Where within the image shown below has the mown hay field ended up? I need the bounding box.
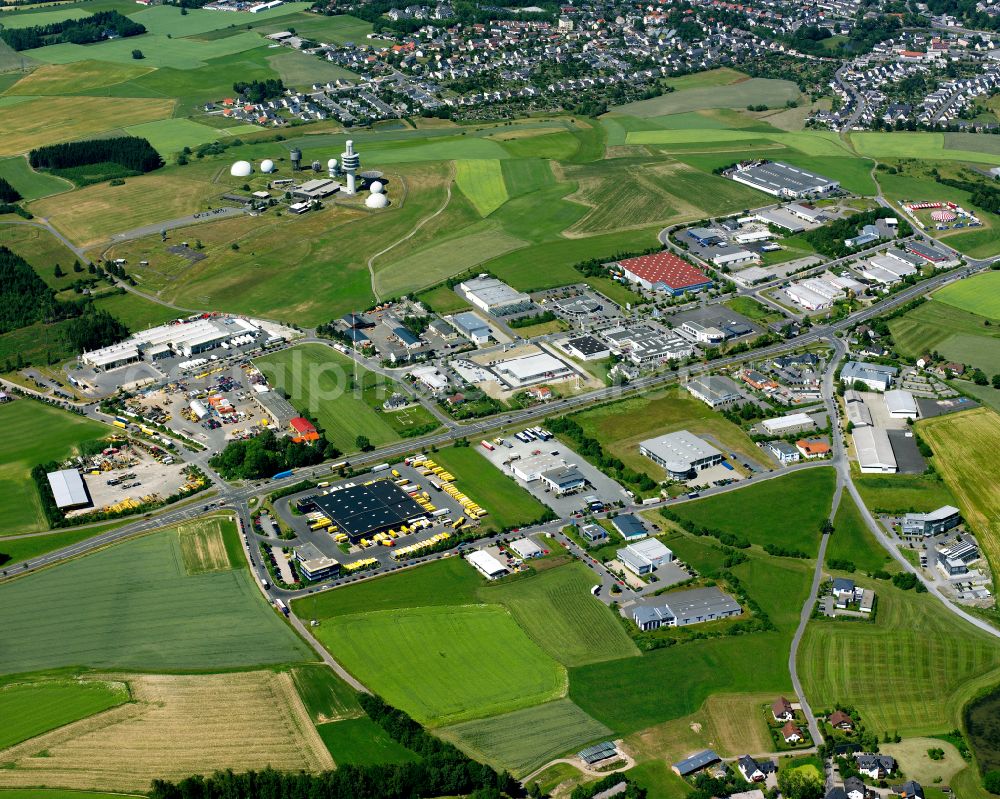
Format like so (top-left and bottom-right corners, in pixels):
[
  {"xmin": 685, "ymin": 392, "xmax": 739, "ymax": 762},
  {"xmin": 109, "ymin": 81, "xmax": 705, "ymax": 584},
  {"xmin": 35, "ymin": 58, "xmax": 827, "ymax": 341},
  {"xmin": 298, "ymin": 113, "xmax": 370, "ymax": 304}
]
[
  {"xmin": 4, "ymin": 61, "xmax": 154, "ymax": 96},
  {"xmin": 0, "ymin": 97, "xmax": 174, "ymax": 156},
  {"xmin": 798, "ymin": 583, "xmax": 1000, "ymax": 736},
  {"xmin": 315, "ymin": 604, "xmax": 566, "ymax": 726},
  {"xmin": 0, "ymin": 671, "xmax": 332, "ymax": 792},
  {"xmin": 438, "ymin": 699, "xmax": 611, "ymax": 776},
  {"xmin": 920, "ymin": 407, "xmax": 1000, "ymax": 582}
]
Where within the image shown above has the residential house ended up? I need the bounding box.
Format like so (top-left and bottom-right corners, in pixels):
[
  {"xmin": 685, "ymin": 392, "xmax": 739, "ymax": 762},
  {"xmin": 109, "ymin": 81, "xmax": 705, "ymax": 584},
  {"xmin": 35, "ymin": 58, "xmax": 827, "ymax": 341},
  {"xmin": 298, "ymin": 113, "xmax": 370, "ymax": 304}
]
[
  {"xmin": 892, "ymin": 782, "xmax": 924, "ymax": 799},
  {"xmin": 829, "ymin": 710, "xmax": 855, "ymax": 731},
  {"xmin": 783, "ymin": 721, "xmax": 804, "ymax": 743},
  {"xmin": 856, "ymin": 754, "xmax": 897, "ymax": 779},
  {"xmin": 738, "ymin": 755, "xmax": 775, "ymax": 783},
  {"xmin": 772, "ymin": 696, "xmax": 794, "ymax": 722}
]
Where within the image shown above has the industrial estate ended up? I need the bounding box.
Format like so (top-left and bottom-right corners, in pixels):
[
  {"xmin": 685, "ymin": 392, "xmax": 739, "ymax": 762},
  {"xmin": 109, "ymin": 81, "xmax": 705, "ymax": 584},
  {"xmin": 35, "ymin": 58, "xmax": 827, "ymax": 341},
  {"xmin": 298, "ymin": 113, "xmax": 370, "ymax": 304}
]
[{"xmin": 0, "ymin": 0, "xmax": 999, "ymax": 797}]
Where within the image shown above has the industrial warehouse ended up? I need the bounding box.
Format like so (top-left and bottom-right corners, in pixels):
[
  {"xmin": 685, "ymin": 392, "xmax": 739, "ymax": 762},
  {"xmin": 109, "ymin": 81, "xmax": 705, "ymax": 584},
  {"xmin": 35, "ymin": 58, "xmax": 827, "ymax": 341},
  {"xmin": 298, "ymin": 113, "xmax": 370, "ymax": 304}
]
[
  {"xmin": 639, "ymin": 430, "xmax": 725, "ymax": 479},
  {"xmin": 728, "ymin": 160, "xmax": 840, "ymax": 199},
  {"xmin": 304, "ymin": 479, "xmax": 428, "ymax": 542},
  {"xmin": 615, "ymin": 252, "xmax": 713, "ymax": 295}
]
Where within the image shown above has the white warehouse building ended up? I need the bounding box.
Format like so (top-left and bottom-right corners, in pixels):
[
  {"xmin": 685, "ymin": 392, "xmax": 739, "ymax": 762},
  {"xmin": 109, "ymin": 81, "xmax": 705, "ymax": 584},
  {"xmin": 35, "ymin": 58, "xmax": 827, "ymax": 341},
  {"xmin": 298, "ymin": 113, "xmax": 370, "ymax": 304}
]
[{"xmin": 639, "ymin": 430, "xmax": 724, "ymax": 479}]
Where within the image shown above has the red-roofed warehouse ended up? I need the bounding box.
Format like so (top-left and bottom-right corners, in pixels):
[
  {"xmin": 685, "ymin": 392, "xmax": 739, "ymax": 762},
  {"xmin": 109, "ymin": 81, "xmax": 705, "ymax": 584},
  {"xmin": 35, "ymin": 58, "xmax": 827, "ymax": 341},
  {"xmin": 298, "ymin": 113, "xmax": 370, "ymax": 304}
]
[
  {"xmin": 289, "ymin": 417, "xmax": 317, "ymax": 435},
  {"xmin": 616, "ymin": 252, "xmax": 713, "ymax": 296}
]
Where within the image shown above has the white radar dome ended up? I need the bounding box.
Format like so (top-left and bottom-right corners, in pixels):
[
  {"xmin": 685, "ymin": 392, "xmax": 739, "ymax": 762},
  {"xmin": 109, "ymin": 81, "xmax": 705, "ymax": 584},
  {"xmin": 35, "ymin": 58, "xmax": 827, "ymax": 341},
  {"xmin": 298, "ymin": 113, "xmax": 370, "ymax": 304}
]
[
  {"xmin": 369, "ymin": 180, "xmax": 384, "ymax": 194},
  {"xmin": 365, "ymin": 192, "xmax": 389, "ymax": 209},
  {"xmin": 260, "ymin": 159, "xmax": 275, "ymax": 173},
  {"xmin": 230, "ymin": 160, "xmax": 253, "ymax": 177},
  {"xmin": 327, "ymin": 158, "xmax": 338, "ymax": 169}
]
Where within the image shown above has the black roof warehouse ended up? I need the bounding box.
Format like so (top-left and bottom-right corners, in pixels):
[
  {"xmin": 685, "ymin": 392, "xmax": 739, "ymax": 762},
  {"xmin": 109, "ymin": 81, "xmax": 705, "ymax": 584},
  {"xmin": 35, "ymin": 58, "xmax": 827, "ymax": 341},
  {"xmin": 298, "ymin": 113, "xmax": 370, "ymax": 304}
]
[{"xmin": 309, "ymin": 479, "xmax": 427, "ymax": 541}]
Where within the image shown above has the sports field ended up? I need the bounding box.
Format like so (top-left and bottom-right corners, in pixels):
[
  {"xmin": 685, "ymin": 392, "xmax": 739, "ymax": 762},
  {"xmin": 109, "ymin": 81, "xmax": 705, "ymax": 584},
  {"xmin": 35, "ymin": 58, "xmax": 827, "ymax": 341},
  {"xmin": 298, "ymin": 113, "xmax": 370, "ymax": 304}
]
[
  {"xmin": 889, "ymin": 299, "xmax": 1000, "ymax": 374},
  {"xmin": 0, "ymin": 96, "xmax": 174, "ymax": 156},
  {"xmin": 0, "ymin": 671, "xmax": 331, "ymax": 792},
  {"xmin": 0, "ymin": 678, "xmax": 129, "ymax": 750},
  {"xmin": 0, "ymin": 401, "xmax": 107, "ymax": 534},
  {"xmin": 439, "ymin": 699, "xmax": 611, "ymax": 776},
  {"xmin": 255, "ymin": 344, "xmax": 401, "ymax": 454},
  {"xmin": 0, "ymin": 520, "xmax": 310, "ymax": 674},
  {"xmin": 920, "ymin": 407, "xmax": 1000, "ymax": 581},
  {"xmin": 430, "ymin": 445, "xmax": 551, "ymax": 530},
  {"xmin": 483, "ymin": 562, "xmax": 640, "ymax": 666},
  {"xmin": 826, "ymin": 496, "xmax": 893, "ymax": 574},
  {"xmin": 933, "ymin": 272, "xmax": 1000, "ymax": 319},
  {"xmin": 798, "ymin": 584, "xmax": 1000, "ymax": 736},
  {"xmin": 670, "ymin": 468, "xmax": 836, "ymax": 555},
  {"xmin": 315, "ymin": 604, "xmax": 566, "ymax": 726},
  {"xmin": 455, "ymin": 158, "xmax": 509, "ymax": 216}
]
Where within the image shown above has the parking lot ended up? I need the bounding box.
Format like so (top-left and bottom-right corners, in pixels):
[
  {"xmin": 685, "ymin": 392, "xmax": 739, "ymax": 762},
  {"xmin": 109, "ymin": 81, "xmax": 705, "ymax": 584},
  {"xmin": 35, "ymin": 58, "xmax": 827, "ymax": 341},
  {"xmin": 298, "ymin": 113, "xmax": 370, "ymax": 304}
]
[
  {"xmin": 73, "ymin": 439, "xmax": 191, "ymax": 516},
  {"xmin": 476, "ymin": 430, "xmax": 631, "ymax": 516}
]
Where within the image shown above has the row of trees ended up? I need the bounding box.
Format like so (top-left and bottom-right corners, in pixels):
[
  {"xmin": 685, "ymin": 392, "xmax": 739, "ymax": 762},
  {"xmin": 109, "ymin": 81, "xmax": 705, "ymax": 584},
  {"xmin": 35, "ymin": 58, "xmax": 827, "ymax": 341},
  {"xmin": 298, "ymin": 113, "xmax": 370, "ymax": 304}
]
[
  {"xmin": 29, "ymin": 136, "xmax": 163, "ymax": 174},
  {"xmin": 935, "ymin": 176, "xmax": 1000, "ymax": 216},
  {"xmin": 547, "ymin": 415, "xmax": 659, "ymax": 494},
  {"xmin": 1, "ymin": 10, "xmax": 145, "ymax": 50},
  {"xmin": 0, "ymin": 176, "xmax": 22, "ymax": 203},
  {"xmin": 233, "ymin": 78, "xmax": 286, "ymax": 104}
]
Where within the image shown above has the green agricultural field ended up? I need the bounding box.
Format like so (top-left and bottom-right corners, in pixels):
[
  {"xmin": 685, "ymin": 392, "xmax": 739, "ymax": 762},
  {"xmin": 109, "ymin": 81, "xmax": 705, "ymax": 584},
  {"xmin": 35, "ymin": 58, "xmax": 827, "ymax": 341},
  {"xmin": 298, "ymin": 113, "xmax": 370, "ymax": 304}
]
[
  {"xmin": 374, "ymin": 226, "xmax": 526, "ymax": 298},
  {"xmin": 612, "ymin": 78, "xmax": 800, "ymax": 117},
  {"xmin": 416, "ymin": 283, "xmax": 471, "ymax": 314},
  {"xmin": 0, "ymin": 156, "xmax": 71, "ymax": 200},
  {"xmin": 455, "ymin": 159, "xmax": 509, "ymax": 217},
  {"xmin": 267, "ymin": 50, "xmax": 358, "ymax": 87},
  {"xmin": 316, "ymin": 717, "xmax": 420, "ymax": 765},
  {"xmin": 28, "ymin": 31, "xmax": 268, "ymax": 70},
  {"xmin": 294, "ymin": 556, "xmax": 482, "ymax": 620},
  {"xmin": 255, "ymin": 344, "xmax": 401, "ymax": 454},
  {"xmin": 439, "ymin": 699, "xmax": 611, "ymax": 776},
  {"xmin": 3, "ymin": 60, "xmax": 153, "ymax": 96},
  {"xmin": 933, "ymin": 272, "xmax": 1000, "ymax": 320},
  {"xmin": 0, "ymin": 524, "xmax": 127, "ymax": 568},
  {"xmin": 671, "ymin": 469, "xmax": 836, "ymax": 556},
  {"xmin": 852, "ymin": 468, "xmax": 957, "ymax": 514},
  {"xmin": 570, "ymin": 632, "xmax": 794, "ymax": 734},
  {"xmin": 290, "ymin": 664, "xmax": 362, "ymax": 722},
  {"xmin": 0, "ymin": 7, "xmax": 93, "ymax": 28},
  {"xmin": 568, "ymin": 388, "xmax": 768, "ymax": 483},
  {"xmin": 0, "ymin": 678, "xmax": 129, "ymax": 750},
  {"xmin": 124, "ymin": 118, "xmax": 258, "ymax": 157},
  {"xmin": 826, "ymin": 497, "xmax": 893, "ymax": 574},
  {"xmin": 257, "ymin": 13, "xmax": 386, "ymax": 45},
  {"xmin": 889, "ymin": 299, "xmax": 1000, "ymax": 375},
  {"xmin": 851, "ymin": 131, "xmax": 1000, "ymax": 165},
  {"xmin": 430, "ymin": 446, "xmax": 552, "ymax": 530},
  {"xmin": 0, "ymin": 792, "xmax": 143, "ymax": 799},
  {"xmin": 943, "ymin": 132, "xmax": 1000, "ymax": 156},
  {"xmin": 314, "ymin": 604, "xmax": 566, "ymax": 726},
  {"xmin": 482, "ymin": 562, "xmax": 639, "ymax": 667},
  {"xmin": 799, "ymin": 583, "xmax": 1000, "ymax": 736},
  {"xmin": 129, "ymin": 2, "xmax": 310, "ymax": 36},
  {"xmin": 501, "ymin": 158, "xmax": 555, "ymax": 197},
  {"xmin": 0, "ymin": 401, "xmax": 108, "ymax": 535},
  {"xmin": 0, "ymin": 519, "xmax": 311, "ymax": 674},
  {"xmin": 921, "ymin": 407, "xmax": 1000, "ymax": 581},
  {"xmin": 91, "ymin": 290, "xmax": 185, "ymax": 331}
]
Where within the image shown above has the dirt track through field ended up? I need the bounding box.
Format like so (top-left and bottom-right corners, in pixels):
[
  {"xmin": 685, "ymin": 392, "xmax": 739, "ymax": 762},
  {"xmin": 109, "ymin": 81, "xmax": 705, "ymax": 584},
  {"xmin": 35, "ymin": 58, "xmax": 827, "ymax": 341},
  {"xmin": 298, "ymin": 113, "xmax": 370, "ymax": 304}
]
[{"xmin": 0, "ymin": 672, "xmax": 332, "ymax": 791}]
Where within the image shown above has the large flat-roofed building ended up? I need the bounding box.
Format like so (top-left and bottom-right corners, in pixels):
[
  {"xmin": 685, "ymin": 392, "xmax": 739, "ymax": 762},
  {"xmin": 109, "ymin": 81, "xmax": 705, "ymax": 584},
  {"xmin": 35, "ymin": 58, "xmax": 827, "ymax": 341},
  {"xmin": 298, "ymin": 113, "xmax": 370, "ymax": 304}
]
[
  {"xmin": 617, "ymin": 538, "xmax": 674, "ymax": 576},
  {"xmin": 494, "ymin": 352, "xmax": 573, "ymax": 388},
  {"xmin": 905, "ymin": 240, "xmax": 951, "ymax": 263},
  {"xmin": 685, "ymin": 376, "xmax": 741, "ymax": 407},
  {"xmin": 563, "ymin": 335, "xmax": 611, "ymax": 361},
  {"xmin": 632, "ymin": 586, "xmax": 741, "ymax": 631},
  {"xmin": 754, "ymin": 208, "xmax": 806, "ymax": 232},
  {"xmin": 294, "ymin": 542, "xmax": 339, "ymax": 581},
  {"xmin": 617, "ymin": 252, "xmax": 713, "ymax": 296},
  {"xmin": 602, "ymin": 325, "xmax": 694, "ymax": 365},
  {"xmin": 46, "ymin": 469, "xmax": 92, "ymax": 511},
  {"xmin": 640, "ymin": 430, "xmax": 723, "ymax": 479},
  {"xmin": 842, "ymin": 361, "xmax": 897, "ymax": 391},
  {"xmin": 611, "ymin": 514, "xmax": 648, "ymax": 541},
  {"xmin": 885, "ymin": 389, "xmax": 918, "ymax": 418},
  {"xmin": 672, "ymin": 750, "xmax": 721, "ymax": 777},
  {"xmin": 761, "ymin": 412, "xmax": 816, "ymax": 435},
  {"xmin": 853, "ymin": 426, "xmax": 897, "ymax": 473},
  {"xmin": 310, "ymin": 479, "xmax": 427, "ymax": 542},
  {"xmin": 450, "ymin": 312, "xmax": 492, "ymax": 345},
  {"xmin": 292, "ymin": 178, "xmax": 340, "ymax": 199},
  {"xmin": 467, "ymin": 549, "xmax": 508, "ymax": 580},
  {"xmin": 541, "ymin": 465, "xmax": 587, "ymax": 494},
  {"xmin": 902, "ymin": 505, "xmax": 961, "ymax": 536},
  {"xmin": 731, "ymin": 161, "xmax": 839, "ymax": 199},
  {"xmin": 458, "ymin": 275, "xmax": 531, "ymax": 314}
]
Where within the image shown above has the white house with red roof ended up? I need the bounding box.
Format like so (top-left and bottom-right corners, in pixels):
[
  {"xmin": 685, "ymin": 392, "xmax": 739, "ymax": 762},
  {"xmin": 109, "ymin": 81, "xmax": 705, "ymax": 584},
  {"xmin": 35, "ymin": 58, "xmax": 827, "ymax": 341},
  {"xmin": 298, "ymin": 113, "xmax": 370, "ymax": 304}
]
[{"xmin": 616, "ymin": 252, "xmax": 713, "ymax": 296}]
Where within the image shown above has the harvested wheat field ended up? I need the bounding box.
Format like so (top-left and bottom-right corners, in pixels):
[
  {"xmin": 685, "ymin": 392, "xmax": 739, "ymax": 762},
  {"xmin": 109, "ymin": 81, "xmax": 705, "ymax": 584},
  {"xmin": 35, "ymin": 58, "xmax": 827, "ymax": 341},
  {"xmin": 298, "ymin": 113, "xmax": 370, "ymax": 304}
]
[
  {"xmin": 0, "ymin": 671, "xmax": 333, "ymax": 791},
  {"xmin": 178, "ymin": 519, "xmax": 233, "ymax": 574}
]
